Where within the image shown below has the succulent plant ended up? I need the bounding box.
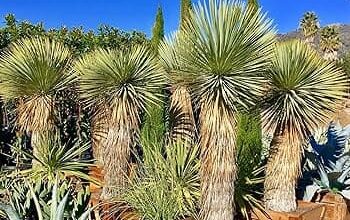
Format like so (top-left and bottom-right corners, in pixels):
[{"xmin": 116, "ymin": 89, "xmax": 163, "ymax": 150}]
[
  {"xmin": 0, "ymin": 178, "xmax": 91, "ymax": 220},
  {"xmin": 301, "ymin": 122, "xmax": 350, "ymax": 201}
]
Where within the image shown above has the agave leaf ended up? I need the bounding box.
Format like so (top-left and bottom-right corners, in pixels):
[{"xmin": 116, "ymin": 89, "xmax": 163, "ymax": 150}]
[
  {"xmin": 337, "ymin": 167, "xmax": 350, "ymax": 184},
  {"xmin": 303, "ymin": 184, "xmax": 321, "ymax": 201},
  {"xmin": 0, "ymin": 204, "xmax": 21, "ymax": 220},
  {"xmin": 340, "ymin": 189, "xmax": 350, "ymax": 200},
  {"xmin": 78, "ymin": 208, "xmax": 91, "ymax": 220},
  {"xmin": 49, "ymin": 177, "xmax": 59, "ymax": 220},
  {"xmin": 317, "ymin": 160, "xmax": 330, "ymax": 188},
  {"xmin": 55, "ymin": 192, "xmax": 69, "ymax": 220},
  {"xmin": 27, "ymin": 181, "xmax": 43, "ymax": 220}
]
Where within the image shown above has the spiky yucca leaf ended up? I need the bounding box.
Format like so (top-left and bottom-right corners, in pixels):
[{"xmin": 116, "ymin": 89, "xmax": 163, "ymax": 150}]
[
  {"xmin": 173, "ymin": 0, "xmax": 276, "ymax": 219},
  {"xmin": 75, "ymin": 45, "xmax": 164, "ymax": 199},
  {"xmin": 16, "ymin": 134, "xmax": 92, "ymax": 183},
  {"xmin": 76, "ymin": 45, "xmax": 163, "ymax": 114},
  {"xmin": 179, "ymin": 0, "xmax": 275, "ymax": 110},
  {"xmin": 0, "ymin": 37, "xmax": 74, "ymax": 133},
  {"xmin": 263, "ymin": 40, "xmax": 348, "ymax": 212}
]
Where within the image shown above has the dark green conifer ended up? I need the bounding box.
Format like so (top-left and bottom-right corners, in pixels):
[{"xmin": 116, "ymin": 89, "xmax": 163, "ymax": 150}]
[{"xmin": 141, "ymin": 6, "xmax": 166, "ymax": 145}]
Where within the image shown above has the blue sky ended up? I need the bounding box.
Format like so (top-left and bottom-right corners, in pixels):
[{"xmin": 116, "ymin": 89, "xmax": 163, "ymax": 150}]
[{"xmin": 0, "ymin": 0, "xmax": 349, "ymax": 37}]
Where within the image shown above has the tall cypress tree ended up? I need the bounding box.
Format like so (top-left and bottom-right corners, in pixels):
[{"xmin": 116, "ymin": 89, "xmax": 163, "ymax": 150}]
[
  {"xmin": 180, "ymin": 0, "xmax": 192, "ymax": 28},
  {"xmin": 151, "ymin": 6, "xmax": 164, "ymax": 50},
  {"xmin": 141, "ymin": 6, "xmax": 165, "ymax": 145}
]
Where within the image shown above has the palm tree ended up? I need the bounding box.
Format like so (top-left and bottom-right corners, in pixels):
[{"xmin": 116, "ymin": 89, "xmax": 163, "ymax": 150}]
[
  {"xmin": 320, "ymin": 25, "xmax": 342, "ymax": 61},
  {"xmin": 299, "ymin": 12, "xmax": 320, "ymax": 45},
  {"xmin": 75, "ymin": 45, "xmax": 163, "ymax": 200},
  {"xmin": 168, "ymin": 0, "xmax": 276, "ymax": 219},
  {"xmin": 262, "ymin": 40, "xmax": 347, "ymax": 212},
  {"xmin": 0, "ymin": 37, "xmax": 75, "ymax": 163}
]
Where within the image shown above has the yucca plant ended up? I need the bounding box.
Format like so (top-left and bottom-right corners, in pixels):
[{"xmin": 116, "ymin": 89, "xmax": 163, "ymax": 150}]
[
  {"xmin": 262, "ymin": 40, "xmax": 348, "ymax": 212},
  {"xmin": 170, "ymin": 0, "xmax": 276, "ymax": 219},
  {"xmin": 0, "ymin": 37, "xmax": 75, "ymax": 163},
  {"xmin": 75, "ymin": 45, "xmax": 164, "ymax": 200},
  {"xmin": 0, "ymin": 133, "xmax": 92, "ymax": 219},
  {"xmin": 159, "ymin": 35, "xmax": 196, "ymax": 144},
  {"xmin": 299, "ymin": 12, "xmax": 320, "ymax": 45},
  {"xmin": 0, "ymin": 178, "xmax": 91, "ymax": 220},
  {"xmin": 320, "ymin": 25, "xmax": 342, "ymax": 61}
]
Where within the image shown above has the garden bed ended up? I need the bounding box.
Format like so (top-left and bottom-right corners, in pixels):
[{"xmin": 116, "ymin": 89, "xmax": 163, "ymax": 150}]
[
  {"xmin": 252, "ymin": 201, "xmax": 324, "ymax": 220},
  {"xmin": 315, "ymin": 193, "xmax": 350, "ymax": 220}
]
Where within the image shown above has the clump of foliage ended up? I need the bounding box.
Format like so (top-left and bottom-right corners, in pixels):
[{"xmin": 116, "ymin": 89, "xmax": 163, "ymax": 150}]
[
  {"xmin": 0, "ymin": 134, "xmax": 92, "ymax": 219},
  {"xmin": 120, "ymin": 141, "xmax": 200, "ymax": 220},
  {"xmin": 235, "ymin": 112, "xmax": 266, "ymax": 219}
]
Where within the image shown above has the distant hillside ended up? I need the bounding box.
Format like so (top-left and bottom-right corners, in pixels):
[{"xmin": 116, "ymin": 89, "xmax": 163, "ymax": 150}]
[{"xmin": 279, "ymin": 24, "xmax": 350, "ymax": 57}]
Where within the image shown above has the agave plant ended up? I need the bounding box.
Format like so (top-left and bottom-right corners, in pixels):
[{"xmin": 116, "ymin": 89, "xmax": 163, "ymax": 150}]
[
  {"xmin": 299, "ymin": 11, "xmax": 320, "ymax": 45},
  {"xmin": 0, "ymin": 37, "xmax": 75, "ymax": 164},
  {"xmin": 309, "ymin": 122, "xmax": 350, "ymax": 166},
  {"xmin": 75, "ymin": 45, "xmax": 164, "ymax": 200},
  {"xmin": 167, "ymin": 0, "xmax": 275, "ymax": 218},
  {"xmin": 302, "ymin": 152, "xmax": 350, "ymax": 202},
  {"xmin": 0, "ymin": 178, "xmax": 91, "ymax": 220},
  {"xmin": 0, "ymin": 133, "xmax": 92, "ymax": 218},
  {"xmin": 301, "ymin": 122, "xmax": 350, "ymax": 201},
  {"xmin": 320, "ymin": 25, "xmax": 342, "ymax": 61},
  {"xmin": 262, "ymin": 40, "xmax": 348, "ymax": 212}
]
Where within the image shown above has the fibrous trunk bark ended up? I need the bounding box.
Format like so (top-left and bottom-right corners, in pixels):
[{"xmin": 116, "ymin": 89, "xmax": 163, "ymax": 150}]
[
  {"xmin": 200, "ymin": 103, "xmax": 237, "ymax": 220},
  {"xmin": 264, "ymin": 130, "xmax": 301, "ymax": 212},
  {"xmin": 91, "ymin": 115, "xmax": 109, "ymax": 165},
  {"xmin": 169, "ymin": 85, "xmax": 196, "ymax": 144},
  {"xmin": 101, "ymin": 125, "xmax": 132, "ymax": 200}
]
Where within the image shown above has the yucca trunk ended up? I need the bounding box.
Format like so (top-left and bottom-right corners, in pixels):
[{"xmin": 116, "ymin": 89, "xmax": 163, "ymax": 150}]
[
  {"xmin": 18, "ymin": 97, "xmax": 54, "ymax": 166},
  {"xmin": 169, "ymin": 85, "xmax": 196, "ymax": 144},
  {"xmin": 200, "ymin": 102, "xmax": 237, "ymax": 220},
  {"xmin": 100, "ymin": 106, "xmax": 138, "ymax": 200},
  {"xmin": 91, "ymin": 115, "xmax": 109, "ymax": 165},
  {"xmin": 264, "ymin": 130, "xmax": 302, "ymax": 212}
]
